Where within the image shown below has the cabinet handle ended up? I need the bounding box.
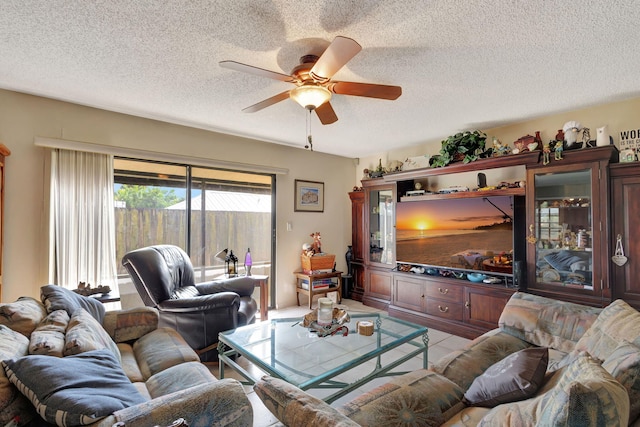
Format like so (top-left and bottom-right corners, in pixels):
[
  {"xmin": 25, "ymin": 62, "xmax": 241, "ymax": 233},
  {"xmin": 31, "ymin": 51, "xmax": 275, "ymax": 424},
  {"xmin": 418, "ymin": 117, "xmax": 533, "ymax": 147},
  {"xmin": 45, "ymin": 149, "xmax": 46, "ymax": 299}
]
[
  {"xmin": 465, "ymin": 301, "xmax": 470, "ymax": 308},
  {"xmin": 438, "ymin": 305, "xmax": 449, "ymax": 313},
  {"xmin": 421, "ymin": 294, "xmax": 424, "ymax": 298},
  {"xmin": 438, "ymin": 287, "xmax": 449, "ymax": 294}
]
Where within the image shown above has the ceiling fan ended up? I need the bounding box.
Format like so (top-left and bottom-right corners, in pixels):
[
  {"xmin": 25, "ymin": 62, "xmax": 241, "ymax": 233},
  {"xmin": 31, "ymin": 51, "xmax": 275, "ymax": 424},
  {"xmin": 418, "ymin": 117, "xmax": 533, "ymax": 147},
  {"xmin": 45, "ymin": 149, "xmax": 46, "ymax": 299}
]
[{"xmin": 220, "ymin": 36, "xmax": 402, "ymax": 125}]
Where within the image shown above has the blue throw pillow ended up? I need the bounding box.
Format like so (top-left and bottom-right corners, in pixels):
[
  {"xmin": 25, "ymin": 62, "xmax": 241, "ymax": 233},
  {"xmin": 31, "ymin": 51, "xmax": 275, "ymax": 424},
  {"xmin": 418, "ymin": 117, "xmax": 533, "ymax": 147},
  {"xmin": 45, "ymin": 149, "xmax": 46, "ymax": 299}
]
[
  {"xmin": 40, "ymin": 284, "xmax": 105, "ymax": 323},
  {"xmin": 2, "ymin": 349, "xmax": 145, "ymax": 426},
  {"xmin": 543, "ymin": 250, "xmax": 589, "ymax": 272}
]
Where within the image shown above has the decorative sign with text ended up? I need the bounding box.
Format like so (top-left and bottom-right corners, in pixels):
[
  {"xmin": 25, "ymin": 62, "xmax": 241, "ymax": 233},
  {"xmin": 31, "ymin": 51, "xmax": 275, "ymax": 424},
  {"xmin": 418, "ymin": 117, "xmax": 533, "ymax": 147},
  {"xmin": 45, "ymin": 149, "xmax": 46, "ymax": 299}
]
[
  {"xmin": 619, "ymin": 128, "xmax": 640, "ymax": 162},
  {"xmin": 620, "ymin": 128, "xmax": 640, "ymax": 151}
]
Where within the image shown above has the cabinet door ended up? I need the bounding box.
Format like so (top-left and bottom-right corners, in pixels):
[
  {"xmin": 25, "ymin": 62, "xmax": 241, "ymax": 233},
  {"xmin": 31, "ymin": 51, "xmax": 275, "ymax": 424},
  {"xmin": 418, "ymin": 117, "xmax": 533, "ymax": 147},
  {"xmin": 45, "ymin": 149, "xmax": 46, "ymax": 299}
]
[
  {"xmin": 366, "ymin": 268, "xmax": 392, "ymax": 300},
  {"xmin": 611, "ymin": 169, "xmax": 640, "ymax": 308},
  {"xmin": 526, "ymin": 161, "xmax": 607, "ymax": 305},
  {"xmin": 349, "ymin": 191, "xmax": 365, "ymax": 262},
  {"xmin": 464, "ymin": 287, "xmax": 511, "ymax": 329},
  {"xmin": 393, "ymin": 275, "xmax": 425, "ymax": 312},
  {"xmin": 365, "ymin": 184, "xmax": 395, "ymax": 267}
]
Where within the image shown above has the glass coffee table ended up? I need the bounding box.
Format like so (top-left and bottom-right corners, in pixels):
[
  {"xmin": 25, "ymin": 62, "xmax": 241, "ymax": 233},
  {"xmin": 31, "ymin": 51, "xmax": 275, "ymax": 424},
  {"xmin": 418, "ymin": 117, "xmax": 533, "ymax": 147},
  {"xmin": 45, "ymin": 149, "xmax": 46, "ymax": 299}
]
[{"xmin": 218, "ymin": 312, "xmax": 429, "ymax": 403}]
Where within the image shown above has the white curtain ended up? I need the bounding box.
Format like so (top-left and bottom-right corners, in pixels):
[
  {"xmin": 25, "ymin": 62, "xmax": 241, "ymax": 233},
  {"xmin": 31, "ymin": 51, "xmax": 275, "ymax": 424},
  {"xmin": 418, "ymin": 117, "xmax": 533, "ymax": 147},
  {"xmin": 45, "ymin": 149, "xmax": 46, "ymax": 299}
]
[{"xmin": 50, "ymin": 149, "xmax": 116, "ymax": 289}]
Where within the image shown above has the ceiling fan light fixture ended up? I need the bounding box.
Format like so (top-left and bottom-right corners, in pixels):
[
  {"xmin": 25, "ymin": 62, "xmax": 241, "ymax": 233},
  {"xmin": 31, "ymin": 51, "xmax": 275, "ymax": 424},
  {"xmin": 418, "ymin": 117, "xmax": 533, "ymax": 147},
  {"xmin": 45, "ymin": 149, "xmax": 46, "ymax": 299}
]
[{"xmin": 290, "ymin": 83, "xmax": 331, "ymax": 110}]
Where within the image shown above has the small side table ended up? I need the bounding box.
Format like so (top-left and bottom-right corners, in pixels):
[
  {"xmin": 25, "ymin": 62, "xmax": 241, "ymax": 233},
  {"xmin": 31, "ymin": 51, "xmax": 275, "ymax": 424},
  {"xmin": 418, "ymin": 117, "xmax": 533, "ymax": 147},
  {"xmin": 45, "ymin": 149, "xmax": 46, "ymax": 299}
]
[
  {"xmin": 215, "ymin": 274, "xmax": 269, "ymax": 320},
  {"xmin": 250, "ymin": 274, "xmax": 269, "ymax": 321},
  {"xmin": 294, "ymin": 270, "xmax": 342, "ymax": 309}
]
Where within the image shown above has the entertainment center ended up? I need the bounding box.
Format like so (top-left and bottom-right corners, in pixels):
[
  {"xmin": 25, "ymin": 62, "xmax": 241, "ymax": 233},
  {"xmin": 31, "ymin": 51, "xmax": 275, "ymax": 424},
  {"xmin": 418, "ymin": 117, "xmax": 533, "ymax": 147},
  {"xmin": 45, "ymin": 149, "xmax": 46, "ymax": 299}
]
[{"xmin": 350, "ymin": 145, "xmax": 623, "ymax": 339}]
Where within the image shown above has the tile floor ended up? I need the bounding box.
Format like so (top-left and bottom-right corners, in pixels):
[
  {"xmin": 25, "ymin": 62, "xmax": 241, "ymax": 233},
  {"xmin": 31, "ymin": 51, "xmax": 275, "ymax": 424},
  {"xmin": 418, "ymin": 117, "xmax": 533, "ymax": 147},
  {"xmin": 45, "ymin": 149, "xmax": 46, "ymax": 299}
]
[{"xmin": 207, "ymin": 299, "xmax": 471, "ymax": 427}]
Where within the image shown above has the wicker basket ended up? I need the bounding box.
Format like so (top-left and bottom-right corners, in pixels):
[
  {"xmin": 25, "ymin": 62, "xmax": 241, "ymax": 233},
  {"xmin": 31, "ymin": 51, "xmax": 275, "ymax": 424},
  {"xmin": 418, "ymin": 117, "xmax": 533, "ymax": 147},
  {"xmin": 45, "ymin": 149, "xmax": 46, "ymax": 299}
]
[{"xmin": 301, "ymin": 254, "xmax": 335, "ymax": 273}]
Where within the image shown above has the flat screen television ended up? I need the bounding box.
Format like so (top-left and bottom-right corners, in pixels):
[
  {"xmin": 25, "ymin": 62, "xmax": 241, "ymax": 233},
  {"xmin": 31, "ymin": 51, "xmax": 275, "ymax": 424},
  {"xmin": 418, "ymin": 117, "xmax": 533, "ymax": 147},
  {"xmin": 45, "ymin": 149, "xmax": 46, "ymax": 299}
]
[{"xmin": 396, "ymin": 195, "xmax": 525, "ymax": 276}]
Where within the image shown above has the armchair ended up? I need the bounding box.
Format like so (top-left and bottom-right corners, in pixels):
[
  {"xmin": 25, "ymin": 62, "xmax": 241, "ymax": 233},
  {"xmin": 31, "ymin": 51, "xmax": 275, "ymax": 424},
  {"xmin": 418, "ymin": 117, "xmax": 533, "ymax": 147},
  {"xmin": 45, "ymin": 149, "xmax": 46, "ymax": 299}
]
[{"xmin": 121, "ymin": 244, "xmax": 258, "ymax": 362}]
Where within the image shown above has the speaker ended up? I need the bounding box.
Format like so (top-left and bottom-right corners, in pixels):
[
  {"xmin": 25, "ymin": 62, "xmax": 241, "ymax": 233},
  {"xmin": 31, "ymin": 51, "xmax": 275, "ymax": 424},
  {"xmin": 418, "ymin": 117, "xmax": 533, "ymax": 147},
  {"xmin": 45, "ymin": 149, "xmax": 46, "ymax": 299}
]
[
  {"xmin": 477, "ymin": 172, "xmax": 487, "ymax": 188},
  {"xmin": 512, "ymin": 260, "xmax": 525, "ymax": 289}
]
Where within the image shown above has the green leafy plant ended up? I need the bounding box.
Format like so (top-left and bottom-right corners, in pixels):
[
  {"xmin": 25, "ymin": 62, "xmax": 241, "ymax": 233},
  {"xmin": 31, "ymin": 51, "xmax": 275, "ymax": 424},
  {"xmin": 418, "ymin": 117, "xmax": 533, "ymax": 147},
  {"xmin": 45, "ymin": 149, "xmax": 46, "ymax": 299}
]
[{"xmin": 430, "ymin": 130, "xmax": 489, "ymax": 167}]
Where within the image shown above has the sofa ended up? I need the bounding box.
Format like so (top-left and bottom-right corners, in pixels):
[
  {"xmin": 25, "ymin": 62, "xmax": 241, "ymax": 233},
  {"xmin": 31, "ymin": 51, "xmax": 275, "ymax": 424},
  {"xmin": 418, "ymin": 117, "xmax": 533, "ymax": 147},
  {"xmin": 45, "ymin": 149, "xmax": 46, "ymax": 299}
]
[
  {"xmin": 255, "ymin": 292, "xmax": 640, "ymax": 426},
  {"xmin": 0, "ymin": 285, "xmax": 253, "ymax": 427}
]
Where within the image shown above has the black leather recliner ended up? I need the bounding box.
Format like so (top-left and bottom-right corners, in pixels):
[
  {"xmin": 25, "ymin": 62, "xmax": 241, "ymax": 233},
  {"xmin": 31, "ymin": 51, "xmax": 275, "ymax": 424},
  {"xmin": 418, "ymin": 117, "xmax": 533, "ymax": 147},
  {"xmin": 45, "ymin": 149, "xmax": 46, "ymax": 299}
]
[{"xmin": 121, "ymin": 244, "xmax": 258, "ymax": 362}]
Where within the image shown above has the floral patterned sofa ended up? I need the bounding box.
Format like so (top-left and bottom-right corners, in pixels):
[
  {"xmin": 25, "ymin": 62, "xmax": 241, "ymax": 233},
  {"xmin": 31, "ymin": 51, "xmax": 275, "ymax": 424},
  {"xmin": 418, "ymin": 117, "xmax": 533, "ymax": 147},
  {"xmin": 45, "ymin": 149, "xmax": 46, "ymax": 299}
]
[
  {"xmin": 0, "ymin": 285, "xmax": 252, "ymax": 427},
  {"xmin": 255, "ymin": 292, "xmax": 640, "ymax": 426}
]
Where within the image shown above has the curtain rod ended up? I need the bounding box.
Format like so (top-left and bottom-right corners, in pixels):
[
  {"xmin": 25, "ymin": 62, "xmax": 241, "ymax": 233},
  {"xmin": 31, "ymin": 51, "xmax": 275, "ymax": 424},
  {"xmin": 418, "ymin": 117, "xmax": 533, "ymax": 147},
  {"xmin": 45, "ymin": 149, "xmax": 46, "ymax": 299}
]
[{"xmin": 34, "ymin": 136, "xmax": 289, "ymax": 175}]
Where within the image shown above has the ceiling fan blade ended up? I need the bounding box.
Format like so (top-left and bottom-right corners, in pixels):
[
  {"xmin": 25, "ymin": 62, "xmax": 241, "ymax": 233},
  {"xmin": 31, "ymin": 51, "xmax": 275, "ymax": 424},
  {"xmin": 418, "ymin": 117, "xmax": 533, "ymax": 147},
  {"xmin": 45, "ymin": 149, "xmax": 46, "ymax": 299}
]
[
  {"xmin": 315, "ymin": 102, "xmax": 338, "ymax": 125},
  {"xmin": 310, "ymin": 36, "xmax": 362, "ymax": 81},
  {"xmin": 220, "ymin": 60, "xmax": 295, "ymax": 83},
  {"xmin": 242, "ymin": 91, "xmax": 291, "ymax": 113},
  {"xmin": 330, "ymin": 81, "xmax": 402, "ymax": 100}
]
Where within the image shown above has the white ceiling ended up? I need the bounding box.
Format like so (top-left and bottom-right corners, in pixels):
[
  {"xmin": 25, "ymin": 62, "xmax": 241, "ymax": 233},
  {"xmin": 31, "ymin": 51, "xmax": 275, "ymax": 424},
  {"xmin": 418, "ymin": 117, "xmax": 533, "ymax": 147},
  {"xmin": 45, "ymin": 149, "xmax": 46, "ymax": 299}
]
[{"xmin": 1, "ymin": 1, "xmax": 639, "ymax": 158}]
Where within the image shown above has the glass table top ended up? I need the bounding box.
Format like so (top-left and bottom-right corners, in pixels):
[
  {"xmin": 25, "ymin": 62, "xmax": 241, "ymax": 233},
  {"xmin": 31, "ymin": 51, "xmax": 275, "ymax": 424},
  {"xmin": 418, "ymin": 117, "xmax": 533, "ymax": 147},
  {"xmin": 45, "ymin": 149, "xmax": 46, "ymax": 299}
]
[{"xmin": 218, "ymin": 312, "xmax": 428, "ymax": 388}]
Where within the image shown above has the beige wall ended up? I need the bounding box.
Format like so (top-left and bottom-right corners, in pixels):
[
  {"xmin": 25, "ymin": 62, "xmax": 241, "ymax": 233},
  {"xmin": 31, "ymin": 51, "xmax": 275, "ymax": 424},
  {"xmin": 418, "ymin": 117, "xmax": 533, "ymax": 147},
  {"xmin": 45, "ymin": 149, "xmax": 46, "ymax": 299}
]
[
  {"xmin": 357, "ymin": 96, "xmax": 640, "ymax": 189},
  {"xmin": 0, "ymin": 89, "xmax": 355, "ymax": 307}
]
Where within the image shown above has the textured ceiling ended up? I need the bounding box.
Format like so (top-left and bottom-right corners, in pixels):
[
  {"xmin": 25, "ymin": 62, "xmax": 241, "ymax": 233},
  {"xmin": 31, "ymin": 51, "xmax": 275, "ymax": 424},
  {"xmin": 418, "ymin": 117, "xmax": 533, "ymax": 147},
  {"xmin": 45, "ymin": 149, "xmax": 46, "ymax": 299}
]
[{"xmin": 1, "ymin": 1, "xmax": 639, "ymax": 158}]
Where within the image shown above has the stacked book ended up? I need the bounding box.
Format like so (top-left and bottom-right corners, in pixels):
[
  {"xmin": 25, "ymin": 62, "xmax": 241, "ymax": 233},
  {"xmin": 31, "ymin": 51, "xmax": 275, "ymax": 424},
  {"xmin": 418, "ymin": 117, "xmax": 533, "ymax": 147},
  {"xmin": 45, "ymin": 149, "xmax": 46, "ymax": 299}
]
[{"xmin": 300, "ymin": 278, "xmax": 335, "ymax": 290}]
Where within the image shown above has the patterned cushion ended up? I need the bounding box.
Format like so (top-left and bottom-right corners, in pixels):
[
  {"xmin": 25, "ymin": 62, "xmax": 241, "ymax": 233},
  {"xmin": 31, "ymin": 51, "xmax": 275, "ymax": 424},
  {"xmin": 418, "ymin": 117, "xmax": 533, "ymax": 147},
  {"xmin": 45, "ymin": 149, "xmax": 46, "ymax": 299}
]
[
  {"xmin": 254, "ymin": 376, "xmax": 359, "ymax": 427},
  {"xmin": 0, "ymin": 297, "xmax": 47, "ymax": 337},
  {"xmin": 499, "ymin": 292, "xmax": 601, "ymax": 352},
  {"xmin": 101, "ymin": 307, "xmax": 158, "ymax": 343},
  {"xmin": 133, "ymin": 327, "xmax": 199, "ymax": 380},
  {"xmin": 0, "ymin": 325, "xmax": 35, "ymax": 426},
  {"xmin": 145, "ymin": 362, "xmax": 216, "ymax": 398},
  {"xmin": 29, "ymin": 310, "xmax": 70, "ymax": 356},
  {"xmin": 338, "ymin": 369, "xmax": 465, "ymax": 426},
  {"xmin": 40, "ymin": 284, "xmax": 105, "ymax": 323},
  {"xmin": 64, "ymin": 309, "xmax": 120, "ymax": 361},
  {"xmin": 479, "ymin": 353, "xmax": 629, "ymax": 426},
  {"xmin": 602, "ymin": 341, "xmax": 640, "ymax": 422},
  {"xmin": 2, "ymin": 349, "xmax": 146, "ymax": 427},
  {"xmin": 463, "ymin": 347, "xmax": 549, "ymax": 407},
  {"xmin": 575, "ymin": 299, "xmax": 640, "ymax": 360},
  {"xmin": 432, "ymin": 331, "xmax": 531, "ymax": 391}
]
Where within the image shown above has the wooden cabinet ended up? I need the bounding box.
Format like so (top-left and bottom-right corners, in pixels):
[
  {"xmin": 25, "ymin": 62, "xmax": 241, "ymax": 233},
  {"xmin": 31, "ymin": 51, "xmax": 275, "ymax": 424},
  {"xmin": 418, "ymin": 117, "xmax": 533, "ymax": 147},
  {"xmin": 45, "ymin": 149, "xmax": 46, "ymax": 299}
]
[
  {"xmin": 464, "ymin": 286, "xmax": 512, "ymax": 329},
  {"xmin": 525, "ymin": 146, "xmax": 616, "ymax": 307},
  {"xmin": 348, "ymin": 191, "xmax": 366, "ymax": 301},
  {"xmin": 0, "ymin": 144, "xmax": 8, "ymax": 302},
  {"xmin": 390, "ymin": 273, "xmax": 514, "ymax": 339},
  {"xmin": 610, "ymin": 163, "xmax": 640, "ymax": 309},
  {"xmin": 363, "ymin": 267, "xmax": 392, "ymax": 310}
]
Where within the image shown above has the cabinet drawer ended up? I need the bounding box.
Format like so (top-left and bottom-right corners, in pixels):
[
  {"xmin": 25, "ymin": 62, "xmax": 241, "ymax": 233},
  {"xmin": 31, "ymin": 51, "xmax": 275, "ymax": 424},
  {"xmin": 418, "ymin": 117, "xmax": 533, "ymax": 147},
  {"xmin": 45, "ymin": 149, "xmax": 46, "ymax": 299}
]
[
  {"xmin": 425, "ymin": 283, "xmax": 463, "ymax": 303},
  {"xmin": 426, "ymin": 299, "xmax": 463, "ymax": 321}
]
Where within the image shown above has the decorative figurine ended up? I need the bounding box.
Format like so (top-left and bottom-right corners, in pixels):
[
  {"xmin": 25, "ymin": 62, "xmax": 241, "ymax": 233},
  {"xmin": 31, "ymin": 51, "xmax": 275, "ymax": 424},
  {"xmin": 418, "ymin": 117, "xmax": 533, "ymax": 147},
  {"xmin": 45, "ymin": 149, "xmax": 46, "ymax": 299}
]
[
  {"xmin": 543, "ymin": 142, "xmax": 551, "ymax": 165},
  {"xmin": 582, "ymin": 127, "xmax": 591, "ymax": 148},
  {"xmin": 554, "ymin": 142, "xmax": 563, "ymax": 160},
  {"xmin": 562, "ymin": 120, "xmax": 583, "ymax": 148},
  {"xmin": 596, "ymin": 125, "xmax": 611, "ymax": 147}
]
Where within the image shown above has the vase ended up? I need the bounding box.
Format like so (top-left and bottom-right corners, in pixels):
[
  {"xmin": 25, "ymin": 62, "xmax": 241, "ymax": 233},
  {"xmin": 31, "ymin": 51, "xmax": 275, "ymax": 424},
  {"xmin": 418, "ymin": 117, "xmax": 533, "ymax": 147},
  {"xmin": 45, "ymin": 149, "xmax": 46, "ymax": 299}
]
[{"xmin": 345, "ymin": 246, "xmax": 353, "ymax": 275}]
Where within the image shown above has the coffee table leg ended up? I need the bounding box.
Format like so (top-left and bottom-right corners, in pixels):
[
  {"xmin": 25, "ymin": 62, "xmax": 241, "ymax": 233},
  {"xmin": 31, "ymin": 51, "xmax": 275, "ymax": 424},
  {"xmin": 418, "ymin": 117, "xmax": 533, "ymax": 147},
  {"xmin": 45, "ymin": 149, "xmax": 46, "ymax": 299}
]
[{"xmin": 422, "ymin": 333, "xmax": 429, "ymax": 369}]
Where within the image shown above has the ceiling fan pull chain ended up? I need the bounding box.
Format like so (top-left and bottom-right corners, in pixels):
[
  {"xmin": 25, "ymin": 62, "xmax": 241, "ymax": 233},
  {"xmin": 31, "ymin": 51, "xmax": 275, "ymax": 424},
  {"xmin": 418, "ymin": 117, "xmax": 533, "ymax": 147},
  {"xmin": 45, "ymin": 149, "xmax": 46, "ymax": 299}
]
[{"xmin": 305, "ymin": 109, "xmax": 314, "ymax": 151}]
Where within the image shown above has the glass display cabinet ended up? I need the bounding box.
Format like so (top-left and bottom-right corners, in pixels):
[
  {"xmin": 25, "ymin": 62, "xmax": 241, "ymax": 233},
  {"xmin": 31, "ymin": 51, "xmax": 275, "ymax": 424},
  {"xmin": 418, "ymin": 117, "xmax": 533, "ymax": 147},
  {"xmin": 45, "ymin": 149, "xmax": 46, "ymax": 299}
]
[
  {"xmin": 525, "ymin": 146, "xmax": 615, "ymax": 306},
  {"xmin": 367, "ymin": 186, "xmax": 395, "ymax": 266}
]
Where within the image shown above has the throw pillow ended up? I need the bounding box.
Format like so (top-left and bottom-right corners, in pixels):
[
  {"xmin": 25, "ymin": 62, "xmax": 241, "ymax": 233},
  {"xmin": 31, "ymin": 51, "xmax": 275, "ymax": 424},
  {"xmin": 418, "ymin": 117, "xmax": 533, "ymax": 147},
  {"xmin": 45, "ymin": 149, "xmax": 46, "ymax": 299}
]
[
  {"xmin": 0, "ymin": 325, "xmax": 35, "ymax": 426},
  {"xmin": 543, "ymin": 250, "xmax": 589, "ymax": 272},
  {"xmin": 2, "ymin": 349, "xmax": 145, "ymax": 427},
  {"xmin": 64, "ymin": 309, "xmax": 120, "ymax": 361},
  {"xmin": 0, "ymin": 297, "xmax": 47, "ymax": 337},
  {"xmin": 29, "ymin": 310, "xmax": 70, "ymax": 357},
  {"xmin": 575, "ymin": 299, "xmax": 640, "ymax": 360},
  {"xmin": 602, "ymin": 340, "xmax": 640, "ymax": 422},
  {"xmin": 479, "ymin": 353, "xmax": 629, "ymax": 426},
  {"xmin": 463, "ymin": 347, "xmax": 549, "ymax": 407},
  {"xmin": 40, "ymin": 284, "xmax": 105, "ymax": 323},
  {"xmin": 255, "ymin": 376, "xmax": 360, "ymax": 427}
]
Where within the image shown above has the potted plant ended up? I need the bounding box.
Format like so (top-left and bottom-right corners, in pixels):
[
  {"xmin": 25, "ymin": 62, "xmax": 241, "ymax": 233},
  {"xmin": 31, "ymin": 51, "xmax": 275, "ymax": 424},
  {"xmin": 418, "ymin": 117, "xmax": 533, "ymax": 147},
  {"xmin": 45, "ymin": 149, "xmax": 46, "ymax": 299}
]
[{"xmin": 430, "ymin": 130, "xmax": 489, "ymax": 167}]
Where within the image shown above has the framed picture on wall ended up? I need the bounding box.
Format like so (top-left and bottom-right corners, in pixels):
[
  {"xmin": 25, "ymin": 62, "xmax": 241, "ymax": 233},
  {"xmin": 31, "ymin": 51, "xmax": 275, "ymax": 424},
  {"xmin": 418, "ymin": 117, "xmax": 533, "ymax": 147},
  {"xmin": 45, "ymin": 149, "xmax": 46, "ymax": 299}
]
[{"xmin": 294, "ymin": 179, "xmax": 324, "ymax": 212}]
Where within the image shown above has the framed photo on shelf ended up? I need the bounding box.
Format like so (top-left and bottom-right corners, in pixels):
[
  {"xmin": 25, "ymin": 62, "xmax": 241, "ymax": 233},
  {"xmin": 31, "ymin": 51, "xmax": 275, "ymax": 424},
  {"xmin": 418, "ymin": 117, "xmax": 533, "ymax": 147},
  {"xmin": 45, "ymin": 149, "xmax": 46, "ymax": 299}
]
[{"xmin": 294, "ymin": 179, "xmax": 324, "ymax": 212}]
